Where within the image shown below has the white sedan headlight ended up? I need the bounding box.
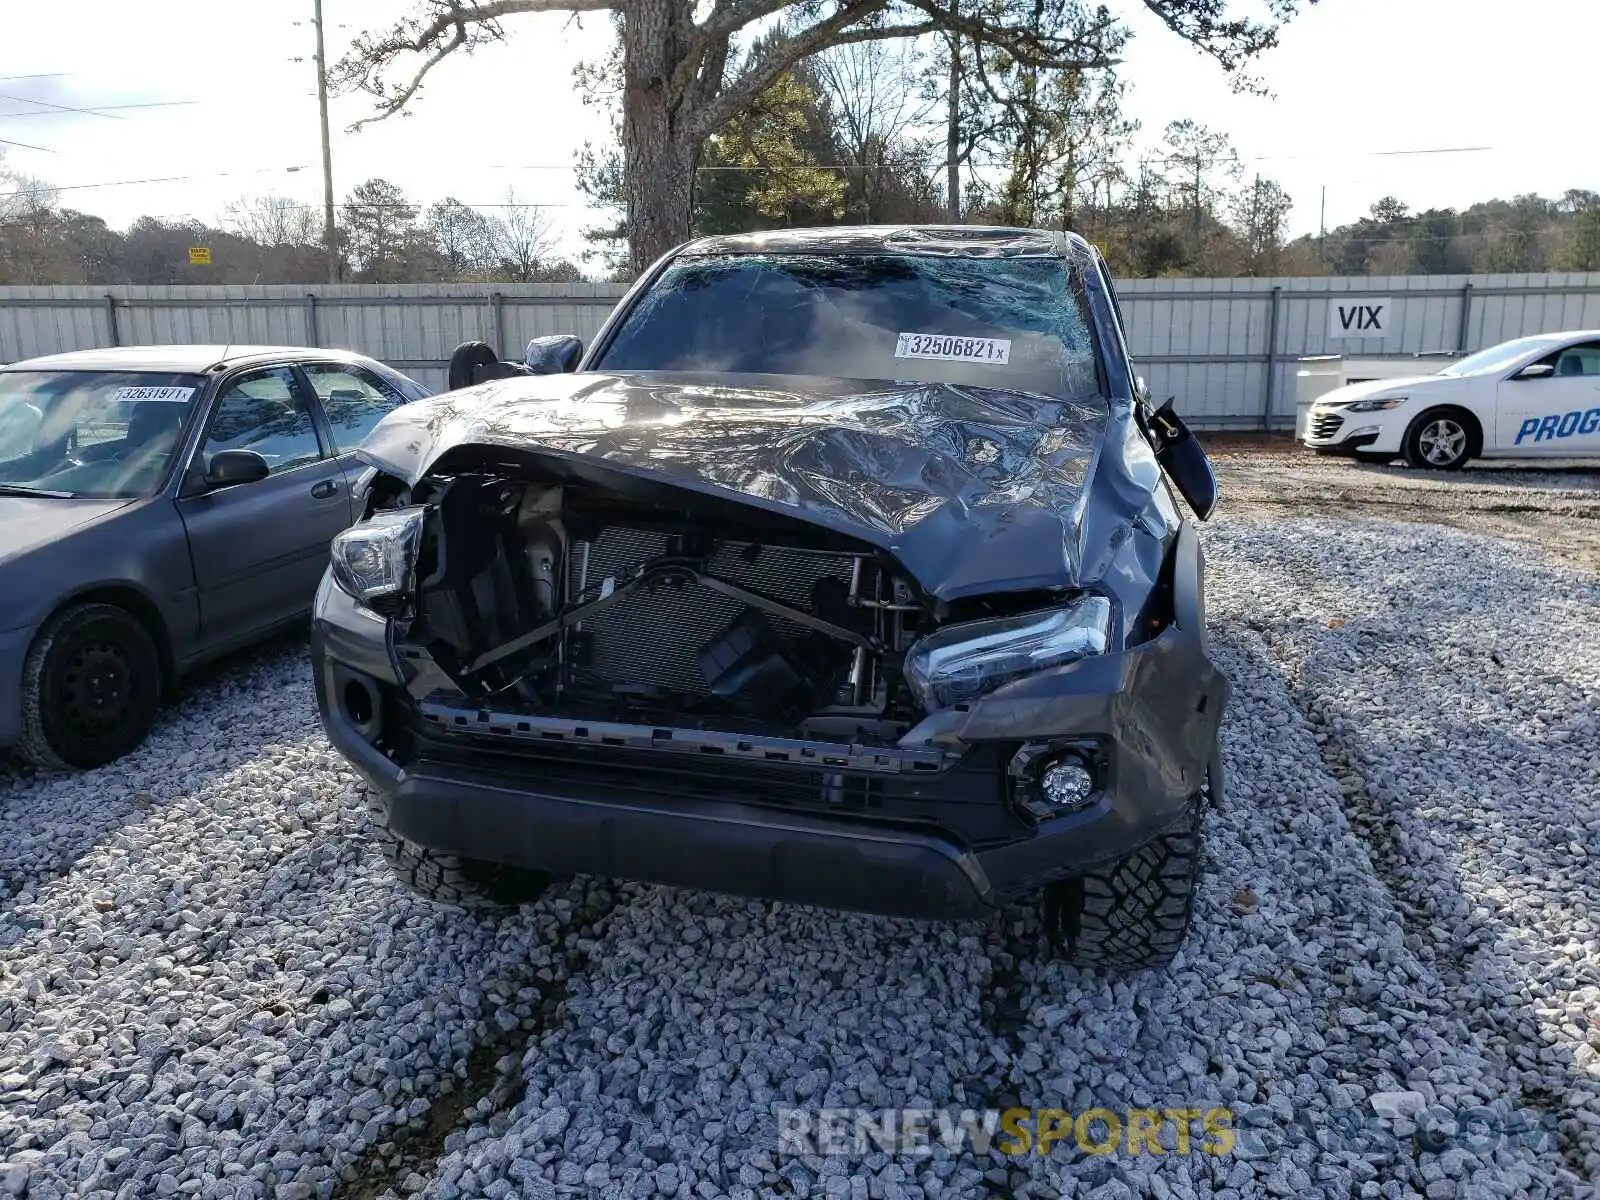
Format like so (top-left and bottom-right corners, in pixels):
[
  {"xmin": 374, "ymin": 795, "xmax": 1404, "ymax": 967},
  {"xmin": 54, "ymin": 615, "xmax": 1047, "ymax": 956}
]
[
  {"xmin": 903, "ymin": 595, "xmax": 1113, "ymax": 710},
  {"xmin": 330, "ymin": 507, "xmax": 426, "ymax": 603},
  {"xmin": 1344, "ymin": 396, "xmax": 1405, "ymax": 412}
]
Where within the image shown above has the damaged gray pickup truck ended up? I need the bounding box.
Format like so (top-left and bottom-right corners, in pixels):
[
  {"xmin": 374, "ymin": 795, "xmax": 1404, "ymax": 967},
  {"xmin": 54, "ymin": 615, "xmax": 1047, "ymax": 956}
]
[{"xmin": 312, "ymin": 226, "xmax": 1230, "ymax": 969}]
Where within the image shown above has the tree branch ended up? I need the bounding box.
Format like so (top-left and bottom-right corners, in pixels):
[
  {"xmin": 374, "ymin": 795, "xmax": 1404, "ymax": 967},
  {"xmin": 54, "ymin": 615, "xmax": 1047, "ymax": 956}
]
[
  {"xmin": 690, "ymin": 5, "xmax": 969, "ymax": 140},
  {"xmin": 335, "ymin": 0, "xmax": 617, "ymax": 127},
  {"xmin": 694, "ymin": 0, "xmax": 798, "ymax": 44},
  {"xmin": 1137, "ymin": 0, "xmax": 1287, "ymax": 71}
]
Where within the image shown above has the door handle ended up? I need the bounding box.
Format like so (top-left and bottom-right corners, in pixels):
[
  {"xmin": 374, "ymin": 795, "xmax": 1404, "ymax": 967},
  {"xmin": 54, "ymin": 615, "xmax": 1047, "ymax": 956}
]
[{"xmin": 310, "ymin": 479, "xmax": 339, "ymax": 499}]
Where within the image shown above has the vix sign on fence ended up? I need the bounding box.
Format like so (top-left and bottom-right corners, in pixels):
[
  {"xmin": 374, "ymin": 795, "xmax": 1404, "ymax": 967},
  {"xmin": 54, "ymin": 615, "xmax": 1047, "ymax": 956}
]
[{"xmin": 1327, "ymin": 296, "xmax": 1395, "ymax": 339}]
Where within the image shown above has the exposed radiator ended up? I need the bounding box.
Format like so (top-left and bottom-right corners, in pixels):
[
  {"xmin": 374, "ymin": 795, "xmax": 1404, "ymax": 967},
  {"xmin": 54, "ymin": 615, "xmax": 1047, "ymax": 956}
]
[{"xmin": 567, "ymin": 528, "xmax": 858, "ymax": 698}]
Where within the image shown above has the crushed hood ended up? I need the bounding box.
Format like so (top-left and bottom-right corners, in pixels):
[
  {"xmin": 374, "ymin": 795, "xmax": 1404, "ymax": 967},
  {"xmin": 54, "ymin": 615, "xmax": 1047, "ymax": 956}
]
[{"xmin": 359, "ymin": 371, "xmax": 1134, "ymax": 599}]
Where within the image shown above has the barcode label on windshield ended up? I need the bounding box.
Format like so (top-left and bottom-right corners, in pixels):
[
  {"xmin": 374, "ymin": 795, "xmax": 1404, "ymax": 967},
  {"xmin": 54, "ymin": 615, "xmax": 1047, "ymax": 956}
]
[
  {"xmin": 895, "ymin": 333, "xmax": 1011, "ymax": 364},
  {"xmin": 108, "ymin": 386, "xmax": 196, "ymax": 402}
]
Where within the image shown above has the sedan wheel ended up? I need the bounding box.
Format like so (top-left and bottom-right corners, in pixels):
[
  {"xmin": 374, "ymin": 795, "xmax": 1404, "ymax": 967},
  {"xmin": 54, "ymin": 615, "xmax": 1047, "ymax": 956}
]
[
  {"xmin": 18, "ymin": 603, "xmax": 162, "ymax": 771},
  {"xmin": 1404, "ymin": 410, "xmax": 1475, "ymax": 471}
]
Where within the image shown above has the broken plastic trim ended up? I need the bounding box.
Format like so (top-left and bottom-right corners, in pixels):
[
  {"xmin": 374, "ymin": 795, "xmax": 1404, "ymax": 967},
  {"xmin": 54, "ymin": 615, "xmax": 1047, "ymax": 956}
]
[{"xmin": 417, "ymin": 702, "xmax": 960, "ymax": 774}]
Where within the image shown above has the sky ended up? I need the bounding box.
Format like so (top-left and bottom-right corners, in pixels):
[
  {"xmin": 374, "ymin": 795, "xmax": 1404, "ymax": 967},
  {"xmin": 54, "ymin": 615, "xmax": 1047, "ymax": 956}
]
[{"xmin": 0, "ymin": 0, "xmax": 1592, "ymax": 271}]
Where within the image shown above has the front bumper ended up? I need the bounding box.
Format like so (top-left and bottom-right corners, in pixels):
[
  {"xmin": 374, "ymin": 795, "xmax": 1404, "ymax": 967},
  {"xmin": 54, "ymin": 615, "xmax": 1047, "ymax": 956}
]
[
  {"xmin": 311, "ymin": 550, "xmax": 1230, "ymax": 920},
  {"xmin": 1301, "ymin": 407, "xmax": 1406, "ymax": 455}
]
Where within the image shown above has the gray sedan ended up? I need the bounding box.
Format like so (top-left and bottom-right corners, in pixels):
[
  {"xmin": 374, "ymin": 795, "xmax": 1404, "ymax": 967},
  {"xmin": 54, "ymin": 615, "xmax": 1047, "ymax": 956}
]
[{"xmin": 0, "ymin": 345, "xmax": 430, "ymax": 770}]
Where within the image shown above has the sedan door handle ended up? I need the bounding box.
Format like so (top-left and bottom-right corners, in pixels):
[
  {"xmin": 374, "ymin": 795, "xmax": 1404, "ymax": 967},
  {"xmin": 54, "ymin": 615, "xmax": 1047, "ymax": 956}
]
[{"xmin": 310, "ymin": 479, "xmax": 339, "ymax": 499}]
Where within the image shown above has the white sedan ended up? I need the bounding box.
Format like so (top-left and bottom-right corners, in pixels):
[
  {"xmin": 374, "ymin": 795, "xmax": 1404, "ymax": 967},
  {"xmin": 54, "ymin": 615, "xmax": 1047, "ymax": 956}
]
[{"xmin": 1302, "ymin": 329, "xmax": 1600, "ymax": 469}]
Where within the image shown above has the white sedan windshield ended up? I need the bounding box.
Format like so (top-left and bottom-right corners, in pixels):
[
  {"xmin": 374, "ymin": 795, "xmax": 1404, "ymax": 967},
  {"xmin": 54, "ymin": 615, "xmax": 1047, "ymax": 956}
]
[{"xmin": 1438, "ymin": 336, "xmax": 1564, "ymax": 378}]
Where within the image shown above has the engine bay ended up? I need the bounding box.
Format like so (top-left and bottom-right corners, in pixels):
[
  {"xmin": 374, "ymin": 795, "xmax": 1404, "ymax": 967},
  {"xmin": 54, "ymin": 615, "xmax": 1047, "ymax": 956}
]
[{"xmin": 394, "ymin": 472, "xmax": 940, "ymax": 742}]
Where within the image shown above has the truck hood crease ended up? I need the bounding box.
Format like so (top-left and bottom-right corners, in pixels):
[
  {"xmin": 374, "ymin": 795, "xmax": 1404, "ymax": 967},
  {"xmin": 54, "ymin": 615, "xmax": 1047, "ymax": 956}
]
[{"xmin": 359, "ymin": 371, "xmax": 1124, "ymax": 599}]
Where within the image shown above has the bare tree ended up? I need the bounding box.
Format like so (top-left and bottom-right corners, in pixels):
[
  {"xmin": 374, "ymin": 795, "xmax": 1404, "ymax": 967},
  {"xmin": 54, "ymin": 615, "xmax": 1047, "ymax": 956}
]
[
  {"xmin": 0, "ymin": 153, "xmax": 67, "ymax": 285},
  {"xmin": 222, "ymin": 195, "xmax": 322, "ymax": 247},
  {"xmin": 812, "ymin": 39, "xmax": 935, "ymax": 222},
  {"xmin": 334, "ymin": 0, "xmax": 1299, "ymax": 274},
  {"xmin": 427, "ymin": 197, "xmax": 499, "ymax": 277},
  {"xmin": 491, "ymin": 189, "xmax": 560, "ymax": 281}
]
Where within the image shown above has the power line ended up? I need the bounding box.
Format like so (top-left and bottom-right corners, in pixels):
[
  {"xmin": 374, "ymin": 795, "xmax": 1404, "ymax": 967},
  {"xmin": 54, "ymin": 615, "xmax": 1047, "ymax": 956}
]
[
  {"xmin": 0, "ymin": 165, "xmax": 311, "ymax": 201},
  {"xmin": 0, "ymin": 73, "xmax": 70, "ymax": 83},
  {"xmin": 0, "ymin": 92, "xmax": 126, "ymax": 121},
  {"xmin": 0, "ymin": 100, "xmax": 199, "ymax": 120},
  {"xmin": 0, "ymin": 134, "xmax": 57, "ymax": 154},
  {"xmin": 1242, "ymin": 145, "xmax": 1495, "ymax": 164}
]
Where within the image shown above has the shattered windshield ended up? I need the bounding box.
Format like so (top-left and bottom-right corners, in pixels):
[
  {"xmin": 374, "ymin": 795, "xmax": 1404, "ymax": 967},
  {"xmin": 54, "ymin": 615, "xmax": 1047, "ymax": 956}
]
[
  {"xmin": 593, "ymin": 253, "xmax": 1103, "ymax": 399},
  {"xmin": 0, "ymin": 370, "xmax": 204, "ymax": 498}
]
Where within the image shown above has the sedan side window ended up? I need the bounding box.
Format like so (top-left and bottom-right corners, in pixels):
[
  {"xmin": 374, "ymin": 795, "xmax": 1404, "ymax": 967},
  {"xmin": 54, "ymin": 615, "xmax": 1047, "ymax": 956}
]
[
  {"xmin": 203, "ymin": 367, "xmax": 323, "ymax": 474},
  {"xmin": 303, "ymin": 364, "xmax": 410, "ymax": 452},
  {"xmin": 1550, "ymin": 342, "xmax": 1600, "ymax": 378}
]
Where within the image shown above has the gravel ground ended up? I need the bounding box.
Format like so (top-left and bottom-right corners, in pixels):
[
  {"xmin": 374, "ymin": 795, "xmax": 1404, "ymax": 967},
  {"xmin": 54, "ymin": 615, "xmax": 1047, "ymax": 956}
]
[{"xmin": 1, "ymin": 452, "xmax": 1597, "ymax": 1200}]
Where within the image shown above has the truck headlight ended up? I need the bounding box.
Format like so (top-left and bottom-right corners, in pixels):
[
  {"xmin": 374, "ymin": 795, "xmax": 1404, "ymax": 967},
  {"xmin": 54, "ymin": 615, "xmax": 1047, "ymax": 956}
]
[
  {"xmin": 330, "ymin": 507, "xmax": 426, "ymax": 603},
  {"xmin": 903, "ymin": 595, "xmax": 1113, "ymax": 710},
  {"xmin": 1345, "ymin": 396, "xmax": 1405, "ymax": 412}
]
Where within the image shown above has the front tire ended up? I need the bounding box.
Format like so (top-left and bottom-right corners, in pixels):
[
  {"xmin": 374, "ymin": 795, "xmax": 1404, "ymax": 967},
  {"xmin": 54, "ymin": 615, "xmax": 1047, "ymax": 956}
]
[
  {"xmin": 18, "ymin": 602, "xmax": 162, "ymax": 771},
  {"xmin": 359, "ymin": 784, "xmax": 554, "ymax": 908},
  {"xmin": 1043, "ymin": 780, "xmax": 1206, "ymax": 971},
  {"xmin": 1403, "ymin": 408, "xmax": 1478, "ymax": 470}
]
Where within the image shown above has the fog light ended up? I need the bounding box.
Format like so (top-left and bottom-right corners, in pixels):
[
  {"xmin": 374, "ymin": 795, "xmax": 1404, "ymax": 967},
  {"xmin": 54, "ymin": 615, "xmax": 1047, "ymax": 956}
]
[
  {"xmin": 1008, "ymin": 743, "xmax": 1102, "ymax": 823},
  {"xmin": 1040, "ymin": 759, "xmax": 1095, "ymax": 811}
]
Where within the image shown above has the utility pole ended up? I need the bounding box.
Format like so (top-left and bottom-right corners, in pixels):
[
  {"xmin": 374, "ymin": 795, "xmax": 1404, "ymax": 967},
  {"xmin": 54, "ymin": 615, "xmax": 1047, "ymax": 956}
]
[
  {"xmin": 313, "ymin": 0, "xmax": 339, "ymax": 283},
  {"xmin": 1318, "ymin": 184, "xmax": 1327, "ymax": 270}
]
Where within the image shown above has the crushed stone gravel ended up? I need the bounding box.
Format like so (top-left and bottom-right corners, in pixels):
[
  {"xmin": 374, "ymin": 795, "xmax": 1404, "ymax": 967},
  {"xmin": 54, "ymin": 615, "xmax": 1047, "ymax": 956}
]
[{"xmin": 1, "ymin": 474, "xmax": 1597, "ymax": 1199}]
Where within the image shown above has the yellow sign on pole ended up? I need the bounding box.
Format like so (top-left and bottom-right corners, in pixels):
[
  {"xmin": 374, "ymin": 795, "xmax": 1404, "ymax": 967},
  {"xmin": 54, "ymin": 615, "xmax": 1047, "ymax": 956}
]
[{"xmin": 188, "ymin": 247, "xmax": 212, "ymax": 266}]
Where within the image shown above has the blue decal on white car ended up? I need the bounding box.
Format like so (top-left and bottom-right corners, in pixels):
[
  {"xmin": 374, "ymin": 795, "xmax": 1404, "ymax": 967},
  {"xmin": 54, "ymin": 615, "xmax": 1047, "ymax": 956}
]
[{"xmin": 1515, "ymin": 407, "xmax": 1600, "ymax": 444}]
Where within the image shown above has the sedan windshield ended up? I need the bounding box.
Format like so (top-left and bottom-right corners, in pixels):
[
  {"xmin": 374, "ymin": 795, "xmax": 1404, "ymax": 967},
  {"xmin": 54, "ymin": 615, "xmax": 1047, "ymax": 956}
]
[
  {"xmin": 1438, "ymin": 335, "xmax": 1565, "ymax": 378},
  {"xmin": 594, "ymin": 253, "xmax": 1103, "ymax": 399},
  {"xmin": 0, "ymin": 370, "xmax": 205, "ymax": 498}
]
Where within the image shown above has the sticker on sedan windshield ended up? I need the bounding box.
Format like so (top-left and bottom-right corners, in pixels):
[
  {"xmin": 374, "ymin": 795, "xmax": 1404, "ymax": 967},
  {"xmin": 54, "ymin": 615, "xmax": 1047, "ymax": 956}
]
[
  {"xmin": 108, "ymin": 386, "xmax": 197, "ymax": 403},
  {"xmin": 895, "ymin": 333, "xmax": 1011, "ymax": 365}
]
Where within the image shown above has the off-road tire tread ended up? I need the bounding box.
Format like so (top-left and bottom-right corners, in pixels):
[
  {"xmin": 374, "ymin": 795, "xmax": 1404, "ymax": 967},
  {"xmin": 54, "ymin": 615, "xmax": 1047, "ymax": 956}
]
[
  {"xmin": 1048, "ymin": 788, "xmax": 1204, "ymax": 971},
  {"xmin": 17, "ymin": 602, "xmax": 161, "ymax": 772},
  {"xmin": 359, "ymin": 784, "xmax": 552, "ymax": 908}
]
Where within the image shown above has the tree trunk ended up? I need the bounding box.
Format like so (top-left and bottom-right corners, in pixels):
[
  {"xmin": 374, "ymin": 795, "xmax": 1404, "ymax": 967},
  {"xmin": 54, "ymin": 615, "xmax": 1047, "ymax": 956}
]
[
  {"xmin": 622, "ymin": 0, "xmax": 697, "ymax": 276},
  {"xmin": 945, "ymin": 18, "xmax": 961, "ymax": 222},
  {"xmin": 622, "ymin": 110, "xmax": 695, "ymax": 276}
]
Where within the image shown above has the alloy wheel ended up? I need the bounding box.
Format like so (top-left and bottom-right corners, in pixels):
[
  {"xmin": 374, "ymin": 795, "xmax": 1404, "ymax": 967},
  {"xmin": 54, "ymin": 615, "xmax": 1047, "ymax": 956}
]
[{"xmin": 1418, "ymin": 418, "xmax": 1467, "ymax": 466}]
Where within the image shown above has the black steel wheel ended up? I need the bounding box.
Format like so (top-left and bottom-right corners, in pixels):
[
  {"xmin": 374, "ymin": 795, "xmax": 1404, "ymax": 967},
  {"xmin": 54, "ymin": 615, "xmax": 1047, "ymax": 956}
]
[{"xmin": 18, "ymin": 603, "xmax": 162, "ymax": 771}]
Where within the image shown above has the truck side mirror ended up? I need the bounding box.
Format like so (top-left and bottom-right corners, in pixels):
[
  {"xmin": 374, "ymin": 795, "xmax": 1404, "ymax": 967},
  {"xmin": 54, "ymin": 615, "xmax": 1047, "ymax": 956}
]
[
  {"xmin": 1145, "ymin": 399, "xmax": 1218, "ymax": 520},
  {"xmin": 524, "ymin": 335, "xmax": 583, "ymax": 375}
]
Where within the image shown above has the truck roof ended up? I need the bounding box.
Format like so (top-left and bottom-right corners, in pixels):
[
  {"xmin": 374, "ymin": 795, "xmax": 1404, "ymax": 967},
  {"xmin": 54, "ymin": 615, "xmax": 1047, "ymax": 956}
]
[{"xmin": 676, "ymin": 225, "xmax": 1093, "ymax": 259}]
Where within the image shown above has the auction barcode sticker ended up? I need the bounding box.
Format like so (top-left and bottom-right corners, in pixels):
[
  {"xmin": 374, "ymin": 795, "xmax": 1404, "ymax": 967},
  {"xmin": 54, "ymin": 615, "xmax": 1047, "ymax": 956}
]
[
  {"xmin": 108, "ymin": 386, "xmax": 197, "ymax": 402},
  {"xmin": 894, "ymin": 333, "xmax": 1011, "ymax": 364}
]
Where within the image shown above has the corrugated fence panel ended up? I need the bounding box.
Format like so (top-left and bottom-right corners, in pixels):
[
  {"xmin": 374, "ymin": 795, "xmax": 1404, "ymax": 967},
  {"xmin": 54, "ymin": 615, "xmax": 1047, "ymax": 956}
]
[{"xmin": 3, "ymin": 276, "xmax": 1597, "ymax": 427}]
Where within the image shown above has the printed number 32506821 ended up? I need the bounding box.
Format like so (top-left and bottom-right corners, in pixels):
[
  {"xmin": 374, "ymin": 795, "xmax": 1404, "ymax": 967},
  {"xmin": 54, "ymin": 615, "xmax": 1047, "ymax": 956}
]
[{"xmin": 894, "ymin": 333, "xmax": 1012, "ymax": 364}]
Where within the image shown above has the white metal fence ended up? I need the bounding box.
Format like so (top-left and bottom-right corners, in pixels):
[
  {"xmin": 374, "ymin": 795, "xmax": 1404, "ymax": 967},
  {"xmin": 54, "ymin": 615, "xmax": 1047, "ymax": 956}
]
[
  {"xmin": 4, "ymin": 273, "xmax": 1599, "ymax": 427},
  {"xmin": 0, "ymin": 283, "xmax": 628, "ymax": 398}
]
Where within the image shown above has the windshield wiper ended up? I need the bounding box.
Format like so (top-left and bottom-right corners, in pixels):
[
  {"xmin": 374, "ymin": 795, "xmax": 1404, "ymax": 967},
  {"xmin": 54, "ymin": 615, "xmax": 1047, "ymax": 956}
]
[{"xmin": 0, "ymin": 483, "xmax": 78, "ymax": 498}]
